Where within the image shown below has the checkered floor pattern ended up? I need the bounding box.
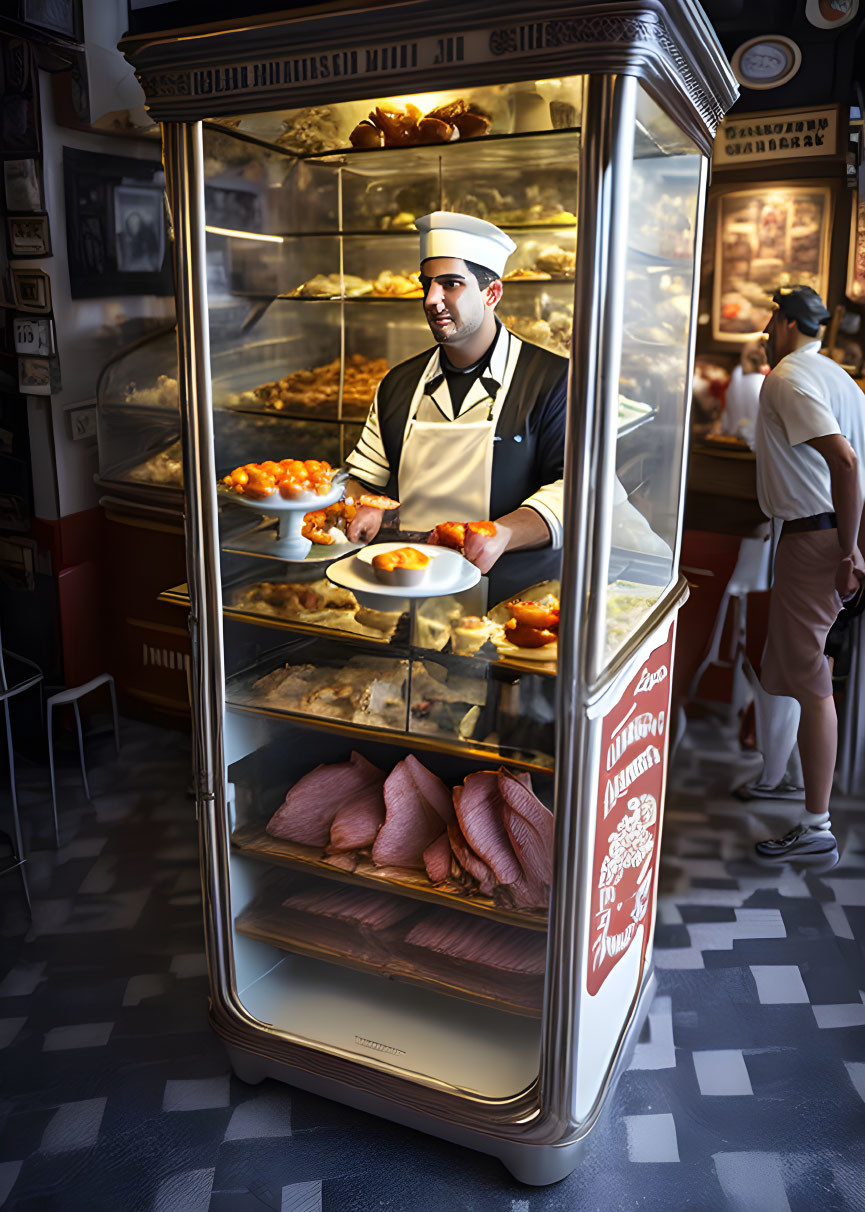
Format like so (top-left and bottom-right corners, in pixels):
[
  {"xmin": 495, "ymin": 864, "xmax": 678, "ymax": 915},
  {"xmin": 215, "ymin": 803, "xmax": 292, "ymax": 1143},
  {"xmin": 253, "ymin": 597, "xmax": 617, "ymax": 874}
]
[{"xmin": 1, "ymin": 715, "xmax": 864, "ymax": 1211}]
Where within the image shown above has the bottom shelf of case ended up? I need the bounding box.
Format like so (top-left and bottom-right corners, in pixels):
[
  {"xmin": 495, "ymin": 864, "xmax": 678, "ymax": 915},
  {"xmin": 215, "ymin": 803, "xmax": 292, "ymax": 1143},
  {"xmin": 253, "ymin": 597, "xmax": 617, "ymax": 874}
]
[
  {"xmin": 235, "ymin": 898, "xmax": 543, "ymax": 1017},
  {"xmin": 232, "ymin": 943, "xmax": 542, "ymax": 1101}
]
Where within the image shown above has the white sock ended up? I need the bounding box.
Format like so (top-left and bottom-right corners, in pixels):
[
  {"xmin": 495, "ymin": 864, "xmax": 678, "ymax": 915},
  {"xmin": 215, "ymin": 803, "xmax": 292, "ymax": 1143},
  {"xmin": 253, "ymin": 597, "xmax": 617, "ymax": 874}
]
[{"xmin": 802, "ymin": 810, "xmax": 830, "ymax": 829}]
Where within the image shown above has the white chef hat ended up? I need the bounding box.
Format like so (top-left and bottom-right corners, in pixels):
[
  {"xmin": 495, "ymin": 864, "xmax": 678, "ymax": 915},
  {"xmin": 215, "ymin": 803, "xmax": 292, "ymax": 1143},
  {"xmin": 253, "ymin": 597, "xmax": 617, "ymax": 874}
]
[{"xmin": 415, "ymin": 211, "xmax": 516, "ymax": 278}]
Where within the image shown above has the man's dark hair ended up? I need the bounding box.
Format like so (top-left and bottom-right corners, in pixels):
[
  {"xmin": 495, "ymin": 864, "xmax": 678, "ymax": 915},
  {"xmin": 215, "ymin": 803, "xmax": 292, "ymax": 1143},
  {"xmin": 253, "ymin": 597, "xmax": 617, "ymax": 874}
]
[{"xmin": 464, "ymin": 259, "xmax": 500, "ymax": 290}]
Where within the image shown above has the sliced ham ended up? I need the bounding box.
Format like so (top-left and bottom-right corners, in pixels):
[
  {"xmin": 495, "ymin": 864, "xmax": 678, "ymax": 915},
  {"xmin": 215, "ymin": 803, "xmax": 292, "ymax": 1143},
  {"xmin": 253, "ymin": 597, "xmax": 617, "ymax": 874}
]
[
  {"xmin": 327, "ymin": 778, "xmax": 386, "ymax": 854},
  {"xmin": 266, "ymin": 751, "xmax": 383, "ymax": 848},
  {"xmin": 423, "ymin": 832, "xmax": 452, "ymax": 885},
  {"xmin": 453, "ymin": 771, "xmax": 523, "ymax": 885},
  {"xmin": 447, "ymin": 794, "xmax": 496, "ymax": 896},
  {"xmin": 498, "ymin": 769, "xmax": 554, "ymax": 887},
  {"xmin": 495, "ymin": 870, "xmax": 549, "ymax": 911},
  {"xmin": 372, "ymin": 755, "xmax": 452, "ymax": 869},
  {"xmin": 322, "ymin": 851, "xmax": 359, "ymax": 873}
]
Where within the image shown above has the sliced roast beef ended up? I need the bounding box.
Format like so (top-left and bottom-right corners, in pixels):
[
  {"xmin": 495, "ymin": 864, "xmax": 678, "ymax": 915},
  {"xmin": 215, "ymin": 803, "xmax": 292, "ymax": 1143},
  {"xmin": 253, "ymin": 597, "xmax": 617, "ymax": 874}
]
[
  {"xmin": 327, "ymin": 774, "xmax": 386, "ymax": 853},
  {"xmin": 372, "ymin": 755, "xmax": 452, "ymax": 869},
  {"xmin": 280, "ymin": 883, "xmax": 418, "ymax": 958},
  {"xmin": 422, "ymin": 832, "xmax": 453, "ymax": 885},
  {"xmin": 447, "ymin": 792, "xmax": 496, "ymax": 896},
  {"xmin": 323, "ymin": 851, "xmax": 359, "ymax": 873},
  {"xmin": 498, "ymin": 769, "xmax": 554, "ymax": 887},
  {"xmin": 453, "ymin": 771, "xmax": 522, "ymax": 885},
  {"xmin": 494, "ymin": 869, "xmax": 549, "ymax": 911},
  {"xmin": 401, "ymin": 909, "xmax": 546, "ymax": 1011},
  {"xmin": 266, "ymin": 751, "xmax": 383, "ymax": 848}
]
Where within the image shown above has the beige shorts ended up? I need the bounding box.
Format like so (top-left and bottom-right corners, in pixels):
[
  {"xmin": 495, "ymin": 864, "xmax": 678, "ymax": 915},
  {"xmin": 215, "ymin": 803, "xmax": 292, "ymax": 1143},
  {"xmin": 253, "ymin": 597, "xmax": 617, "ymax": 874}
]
[{"xmin": 761, "ymin": 528, "xmax": 843, "ymax": 699}]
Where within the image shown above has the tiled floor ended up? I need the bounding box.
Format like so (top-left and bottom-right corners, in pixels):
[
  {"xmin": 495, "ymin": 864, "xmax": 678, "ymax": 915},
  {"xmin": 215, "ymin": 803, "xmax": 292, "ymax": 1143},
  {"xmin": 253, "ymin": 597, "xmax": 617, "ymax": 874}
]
[{"xmin": 1, "ymin": 715, "xmax": 864, "ymax": 1211}]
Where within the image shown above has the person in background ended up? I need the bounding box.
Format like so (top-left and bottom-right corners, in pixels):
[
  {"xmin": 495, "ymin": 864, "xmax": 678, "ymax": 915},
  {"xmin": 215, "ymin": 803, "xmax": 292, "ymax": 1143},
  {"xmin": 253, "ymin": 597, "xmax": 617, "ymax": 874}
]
[
  {"xmin": 722, "ymin": 338, "xmax": 769, "ymax": 448},
  {"xmin": 752, "ymin": 285, "xmax": 865, "ymax": 866}
]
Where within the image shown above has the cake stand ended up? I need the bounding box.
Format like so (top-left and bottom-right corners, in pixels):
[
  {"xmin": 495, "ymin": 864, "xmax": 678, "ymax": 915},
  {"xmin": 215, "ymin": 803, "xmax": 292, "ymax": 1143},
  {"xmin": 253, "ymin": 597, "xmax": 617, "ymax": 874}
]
[{"xmin": 221, "ymin": 481, "xmax": 346, "ymax": 560}]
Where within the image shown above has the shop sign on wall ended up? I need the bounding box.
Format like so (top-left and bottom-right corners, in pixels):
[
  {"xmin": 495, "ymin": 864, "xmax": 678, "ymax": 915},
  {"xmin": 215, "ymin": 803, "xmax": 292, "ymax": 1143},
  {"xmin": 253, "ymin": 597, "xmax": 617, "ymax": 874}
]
[
  {"xmin": 714, "ymin": 107, "xmax": 840, "ymax": 167},
  {"xmin": 587, "ymin": 625, "xmax": 674, "ymax": 996}
]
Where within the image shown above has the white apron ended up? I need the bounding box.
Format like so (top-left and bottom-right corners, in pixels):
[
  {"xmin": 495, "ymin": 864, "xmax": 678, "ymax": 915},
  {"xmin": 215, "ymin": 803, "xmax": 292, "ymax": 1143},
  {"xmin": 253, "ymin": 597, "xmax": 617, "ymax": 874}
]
[{"xmin": 397, "ymin": 331, "xmax": 521, "ymax": 533}]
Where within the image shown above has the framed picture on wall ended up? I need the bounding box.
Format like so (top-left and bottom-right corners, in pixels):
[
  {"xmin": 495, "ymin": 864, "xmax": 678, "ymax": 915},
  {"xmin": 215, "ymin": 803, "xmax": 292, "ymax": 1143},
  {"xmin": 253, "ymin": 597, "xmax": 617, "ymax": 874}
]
[
  {"xmin": 3, "ymin": 159, "xmax": 43, "ymax": 212},
  {"xmin": 11, "ymin": 266, "xmax": 51, "ymax": 313},
  {"xmin": 7, "ymin": 214, "xmax": 51, "ymax": 257},
  {"xmin": 13, "ymin": 313, "xmax": 55, "ymax": 355},
  {"xmin": 63, "ymin": 147, "xmax": 173, "ymax": 298},
  {"xmin": 847, "ymin": 193, "xmax": 865, "ymax": 302},
  {"xmin": 712, "ymin": 183, "xmax": 833, "ymax": 343},
  {"xmin": 18, "ymin": 354, "xmax": 60, "ymax": 396},
  {"xmin": 20, "ymin": 0, "xmax": 83, "ymax": 41}
]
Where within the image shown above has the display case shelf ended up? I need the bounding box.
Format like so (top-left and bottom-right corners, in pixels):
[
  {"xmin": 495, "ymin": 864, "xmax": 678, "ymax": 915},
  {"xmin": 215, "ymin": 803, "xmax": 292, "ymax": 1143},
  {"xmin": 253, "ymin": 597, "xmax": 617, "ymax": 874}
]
[
  {"xmin": 305, "ymin": 126, "xmax": 580, "ymax": 171},
  {"xmin": 235, "ymin": 894, "xmax": 543, "ymax": 1018},
  {"xmin": 232, "ymin": 823, "xmax": 548, "ymax": 933},
  {"xmin": 226, "ymin": 700, "xmax": 554, "ymax": 772}
]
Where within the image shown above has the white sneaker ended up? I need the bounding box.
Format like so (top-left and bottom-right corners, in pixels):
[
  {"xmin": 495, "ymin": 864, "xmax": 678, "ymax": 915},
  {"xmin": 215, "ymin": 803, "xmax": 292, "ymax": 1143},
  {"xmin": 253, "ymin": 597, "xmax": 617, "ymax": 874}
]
[
  {"xmin": 753, "ymin": 821, "xmax": 838, "ymax": 866},
  {"xmin": 733, "ymin": 779, "xmax": 805, "ymax": 802}
]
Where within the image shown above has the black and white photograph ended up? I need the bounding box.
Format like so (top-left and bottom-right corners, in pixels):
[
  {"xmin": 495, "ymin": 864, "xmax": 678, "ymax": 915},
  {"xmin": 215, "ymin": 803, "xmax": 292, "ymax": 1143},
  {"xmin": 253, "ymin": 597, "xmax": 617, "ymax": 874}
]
[
  {"xmin": 114, "ymin": 185, "xmax": 165, "ymax": 273},
  {"xmin": 12, "ymin": 313, "xmax": 55, "ymax": 356},
  {"xmin": 3, "ymin": 158, "xmax": 43, "ymax": 212},
  {"xmin": 63, "ymin": 147, "xmax": 173, "ymax": 297},
  {"xmin": 11, "ymin": 266, "xmax": 51, "ymax": 313},
  {"xmin": 7, "ymin": 214, "xmax": 51, "ymax": 257}
]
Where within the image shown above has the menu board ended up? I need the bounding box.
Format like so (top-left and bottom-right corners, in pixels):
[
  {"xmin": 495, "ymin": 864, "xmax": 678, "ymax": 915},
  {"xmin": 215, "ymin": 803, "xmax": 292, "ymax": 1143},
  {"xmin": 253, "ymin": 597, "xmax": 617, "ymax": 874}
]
[{"xmin": 713, "ymin": 184, "xmax": 832, "ymax": 342}]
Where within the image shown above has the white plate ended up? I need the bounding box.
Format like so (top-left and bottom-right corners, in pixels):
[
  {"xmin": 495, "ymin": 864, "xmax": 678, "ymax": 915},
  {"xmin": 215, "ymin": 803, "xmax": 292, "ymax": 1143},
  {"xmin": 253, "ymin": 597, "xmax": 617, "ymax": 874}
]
[{"xmin": 327, "ymin": 541, "xmax": 480, "ymax": 601}]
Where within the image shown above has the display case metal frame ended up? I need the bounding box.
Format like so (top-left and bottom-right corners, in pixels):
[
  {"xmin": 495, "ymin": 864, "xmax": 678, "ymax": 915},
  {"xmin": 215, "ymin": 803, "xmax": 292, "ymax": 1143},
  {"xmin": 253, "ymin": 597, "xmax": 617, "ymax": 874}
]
[{"xmin": 131, "ymin": 0, "xmax": 736, "ymax": 1185}]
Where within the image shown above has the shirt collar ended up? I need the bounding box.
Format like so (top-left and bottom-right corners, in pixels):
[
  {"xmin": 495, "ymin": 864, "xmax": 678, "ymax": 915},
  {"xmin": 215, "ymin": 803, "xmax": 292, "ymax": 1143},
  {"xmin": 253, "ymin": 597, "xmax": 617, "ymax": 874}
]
[{"xmin": 424, "ymin": 319, "xmax": 508, "ymax": 394}]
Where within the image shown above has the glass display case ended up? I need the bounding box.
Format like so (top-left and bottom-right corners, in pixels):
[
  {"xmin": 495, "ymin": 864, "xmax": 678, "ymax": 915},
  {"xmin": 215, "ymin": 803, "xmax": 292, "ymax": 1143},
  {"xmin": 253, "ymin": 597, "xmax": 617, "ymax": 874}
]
[{"xmin": 122, "ymin": 0, "xmax": 736, "ymax": 1186}]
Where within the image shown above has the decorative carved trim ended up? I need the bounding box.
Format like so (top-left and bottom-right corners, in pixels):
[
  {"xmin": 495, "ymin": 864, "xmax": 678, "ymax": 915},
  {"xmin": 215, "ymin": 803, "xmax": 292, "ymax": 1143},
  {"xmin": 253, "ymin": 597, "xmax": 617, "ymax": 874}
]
[{"xmin": 131, "ymin": 4, "xmax": 734, "ymax": 143}]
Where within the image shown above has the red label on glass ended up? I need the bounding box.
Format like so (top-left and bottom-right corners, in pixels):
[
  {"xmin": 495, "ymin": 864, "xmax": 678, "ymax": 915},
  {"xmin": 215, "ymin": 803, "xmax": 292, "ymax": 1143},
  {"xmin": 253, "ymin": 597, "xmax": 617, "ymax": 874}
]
[{"xmin": 587, "ymin": 625, "xmax": 675, "ymax": 996}]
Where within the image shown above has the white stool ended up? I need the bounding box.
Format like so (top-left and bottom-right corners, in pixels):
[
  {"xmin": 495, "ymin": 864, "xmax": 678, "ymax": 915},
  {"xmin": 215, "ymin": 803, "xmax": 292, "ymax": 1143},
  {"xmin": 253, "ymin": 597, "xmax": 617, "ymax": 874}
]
[
  {"xmin": 687, "ymin": 535, "xmax": 772, "ymax": 720},
  {"xmin": 47, "ymin": 674, "xmax": 120, "ymax": 848}
]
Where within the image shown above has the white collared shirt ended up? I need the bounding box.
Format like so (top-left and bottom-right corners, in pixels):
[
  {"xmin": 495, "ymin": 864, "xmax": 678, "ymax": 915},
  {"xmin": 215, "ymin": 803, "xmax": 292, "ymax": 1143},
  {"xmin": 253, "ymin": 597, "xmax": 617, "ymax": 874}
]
[{"xmin": 755, "ymin": 341, "xmax": 865, "ymax": 520}]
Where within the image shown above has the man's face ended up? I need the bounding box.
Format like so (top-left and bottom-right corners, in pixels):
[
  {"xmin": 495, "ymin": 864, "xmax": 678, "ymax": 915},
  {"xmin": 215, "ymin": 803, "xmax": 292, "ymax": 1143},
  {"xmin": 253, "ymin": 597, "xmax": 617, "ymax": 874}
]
[
  {"xmin": 419, "ymin": 257, "xmax": 489, "ymax": 346},
  {"xmin": 763, "ymin": 307, "xmax": 794, "ymax": 368}
]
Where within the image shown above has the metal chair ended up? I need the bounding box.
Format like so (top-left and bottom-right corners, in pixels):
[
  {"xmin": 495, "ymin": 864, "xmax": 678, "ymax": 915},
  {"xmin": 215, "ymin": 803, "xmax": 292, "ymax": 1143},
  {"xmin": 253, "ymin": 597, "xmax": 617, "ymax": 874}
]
[
  {"xmin": 0, "ymin": 639, "xmax": 44, "ymax": 913},
  {"xmin": 47, "ymin": 674, "xmax": 120, "ymax": 848}
]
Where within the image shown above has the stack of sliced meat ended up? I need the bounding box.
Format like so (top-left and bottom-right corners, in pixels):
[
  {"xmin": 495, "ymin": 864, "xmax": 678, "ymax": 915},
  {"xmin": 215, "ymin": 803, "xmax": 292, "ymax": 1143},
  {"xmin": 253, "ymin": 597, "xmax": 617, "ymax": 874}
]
[
  {"xmin": 280, "ymin": 882, "xmax": 417, "ymax": 956},
  {"xmin": 264, "ymin": 754, "xmax": 553, "ymax": 913},
  {"xmin": 402, "ymin": 909, "xmax": 546, "ymax": 1008},
  {"xmin": 266, "ymin": 751, "xmax": 386, "ymax": 855},
  {"xmin": 239, "ymin": 876, "xmax": 546, "ymax": 1013},
  {"xmin": 447, "ymin": 770, "xmax": 553, "ymax": 910}
]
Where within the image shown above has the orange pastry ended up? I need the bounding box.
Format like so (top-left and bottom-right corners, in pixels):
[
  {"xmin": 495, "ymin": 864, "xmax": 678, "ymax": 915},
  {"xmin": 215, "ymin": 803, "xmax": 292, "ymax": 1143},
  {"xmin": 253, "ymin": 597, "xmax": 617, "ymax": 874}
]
[{"xmin": 504, "ymin": 618, "xmax": 558, "ymax": 648}]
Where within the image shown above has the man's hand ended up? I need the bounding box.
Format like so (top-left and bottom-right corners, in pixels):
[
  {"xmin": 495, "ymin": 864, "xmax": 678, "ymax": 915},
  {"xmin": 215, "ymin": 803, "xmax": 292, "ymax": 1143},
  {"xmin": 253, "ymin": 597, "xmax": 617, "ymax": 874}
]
[
  {"xmin": 346, "ymin": 504, "xmax": 384, "ymax": 544},
  {"xmin": 463, "ymin": 520, "xmax": 512, "ymax": 574},
  {"xmin": 837, "ymin": 549, "xmax": 865, "ymax": 601}
]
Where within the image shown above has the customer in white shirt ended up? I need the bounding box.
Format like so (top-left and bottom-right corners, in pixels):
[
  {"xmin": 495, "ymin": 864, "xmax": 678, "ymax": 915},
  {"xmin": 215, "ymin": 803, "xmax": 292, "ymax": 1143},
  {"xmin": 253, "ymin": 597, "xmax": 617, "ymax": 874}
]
[
  {"xmin": 753, "ymin": 285, "xmax": 865, "ymax": 866},
  {"xmin": 723, "ymin": 339, "xmax": 769, "ymax": 448}
]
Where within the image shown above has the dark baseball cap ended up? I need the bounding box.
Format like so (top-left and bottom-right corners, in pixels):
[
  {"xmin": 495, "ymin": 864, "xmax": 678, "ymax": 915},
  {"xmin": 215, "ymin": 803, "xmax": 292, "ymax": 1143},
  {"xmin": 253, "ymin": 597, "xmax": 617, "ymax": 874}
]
[{"xmin": 772, "ymin": 285, "xmax": 831, "ymax": 336}]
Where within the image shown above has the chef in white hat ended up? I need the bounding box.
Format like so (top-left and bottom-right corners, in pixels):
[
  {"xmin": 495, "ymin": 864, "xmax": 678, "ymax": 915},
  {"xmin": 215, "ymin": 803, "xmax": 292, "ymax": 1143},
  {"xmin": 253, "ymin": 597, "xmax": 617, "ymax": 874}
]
[{"xmin": 344, "ymin": 210, "xmax": 568, "ymax": 601}]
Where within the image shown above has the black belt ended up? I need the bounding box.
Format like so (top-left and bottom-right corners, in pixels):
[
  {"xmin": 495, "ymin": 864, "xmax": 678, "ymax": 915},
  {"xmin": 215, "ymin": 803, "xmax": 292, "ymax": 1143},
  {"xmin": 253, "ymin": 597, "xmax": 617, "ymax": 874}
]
[{"xmin": 781, "ymin": 511, "xmax": 837, "ymax": 536}]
